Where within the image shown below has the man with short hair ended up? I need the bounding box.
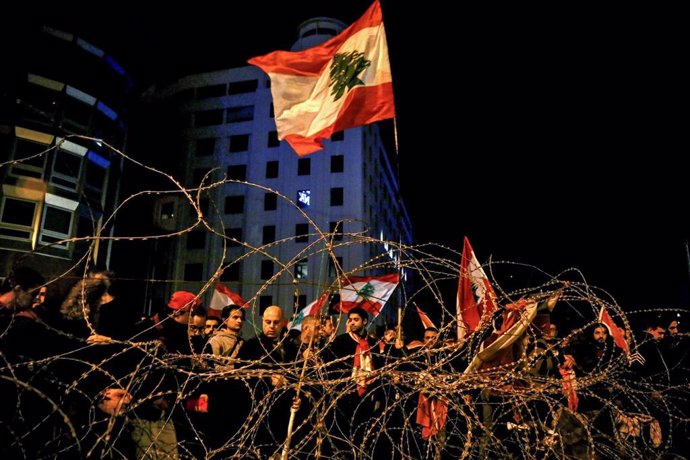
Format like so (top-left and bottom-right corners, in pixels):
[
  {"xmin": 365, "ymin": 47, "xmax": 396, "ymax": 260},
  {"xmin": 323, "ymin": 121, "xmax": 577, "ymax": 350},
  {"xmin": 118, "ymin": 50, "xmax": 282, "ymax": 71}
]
[
  {"xmin": 205, "ymin": 305, "xmax": 244, "ymax": 367},
  {"xmin": 238, "ymin": 306, "xmax": 297, "ymax": 458}
]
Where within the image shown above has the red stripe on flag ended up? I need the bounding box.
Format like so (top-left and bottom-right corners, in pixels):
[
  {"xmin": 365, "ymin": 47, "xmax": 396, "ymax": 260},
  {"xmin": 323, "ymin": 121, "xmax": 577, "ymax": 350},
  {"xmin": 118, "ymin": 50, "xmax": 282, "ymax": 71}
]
[{"xmin": 247, "ymin": 1, "xmax": 385, "ymax": 76}]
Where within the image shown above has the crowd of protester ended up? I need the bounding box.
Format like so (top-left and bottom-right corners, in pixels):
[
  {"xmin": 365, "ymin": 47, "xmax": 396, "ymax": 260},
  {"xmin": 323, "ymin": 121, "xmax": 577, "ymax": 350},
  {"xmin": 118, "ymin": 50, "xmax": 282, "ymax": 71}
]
[{"xmin": 1, "ymin": 267, "xmax": 688, "ymax": 459}]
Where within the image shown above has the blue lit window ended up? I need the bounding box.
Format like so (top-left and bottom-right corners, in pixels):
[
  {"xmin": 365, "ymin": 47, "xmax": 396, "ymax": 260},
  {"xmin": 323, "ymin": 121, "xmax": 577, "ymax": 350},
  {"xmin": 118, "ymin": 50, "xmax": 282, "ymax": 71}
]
[{"xmin": 297, "ymin": 189, "xmax": 311, "ymax": 208}]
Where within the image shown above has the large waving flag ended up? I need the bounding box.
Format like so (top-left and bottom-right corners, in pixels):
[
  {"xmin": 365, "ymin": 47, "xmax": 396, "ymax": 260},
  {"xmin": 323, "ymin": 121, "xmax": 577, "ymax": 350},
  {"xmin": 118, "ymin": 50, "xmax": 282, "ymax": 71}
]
[
  {"xmin": 335, "ymin": 273, "xmax": 399, "ymax": 318},
  {"xmin": 208, "ymin": 283, "xmax": 247, "ymax": 317},
  {"xmin": 457, "ymin": 237, "xmax": 498, "ymax": 340},
  {"xmin": 288, "ymin": 292, "xmax": 329, "ymax": 331},
  {"xmin": 248, "ymin": 0, "xmax": 395, "ymax": 156}
]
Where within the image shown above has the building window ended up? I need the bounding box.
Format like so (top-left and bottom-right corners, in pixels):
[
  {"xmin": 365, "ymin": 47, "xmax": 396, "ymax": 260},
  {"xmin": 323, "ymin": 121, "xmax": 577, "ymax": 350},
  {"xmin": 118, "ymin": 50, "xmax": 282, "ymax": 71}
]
[
  {"xmin": 295, "ymin": 223, "xmax": 308, "ymax": 243},
  {"xmin": 187, "ymin": 230, "xmax": 206, "ymax": 249},
  {"xmin": 196, "ymin": 84, "xmax": 226, "ymax": 99},
  {"xmin": 330, "ymin": 187, "xmax": 344, "ymax": 206},
  {"xmin": 227, "ymin": 79, "xmax": 258, "ymax": 95},
  {"xmin": 225, "ymin": 227, "xmax": 242, "ymax": 247},
  {"xmin": 296, "ymin": 189, "xmax": 311, "ymax": 208},
  {"xmin": 264, "ymin": 192, "xmax": 277, "ymax": 211},
  {"xmin": 63, "ymin": 97, "xmax": 92, "ymax": 133},
  {"xmin": 226, "ymin": 105, "xmax": 254, "ymax": 123},
  {"xmin": 39, "ymin": 205, "xmax": 73, "ymax": 248},
  {"xmin": 160, "ymin": 202, "xmax": 175, "ymax": 221},
  {"xmin": 265, "ymin": 160, "xmax": 279, "ymax": 179},
  {"xmin": 331, "ymin": 155, "xmax": 344, "ymax": 173},
  {"xmin": 297, "ymin": 158, "xmax": 311, "ymax": 176},
  {"xmin": 330, "ymin": 221, "xmax": 344, "ymax": 241},
  {"xmin": 293, "ymin": 294, "xmax": 307, "ymax": 311},
  {"xmin": 184, "ymin": 263, "xmax": 203, "ymax": 281},
  {"xmin": 267, "ymin": 131, "xmax": 279, "ymax": 148},
  {"xmin": 84, "ymin": 151, "xmax": 109, "ymax": 194},
  {"xmin": 192, "ymin": 167, "xmax": 212, "ymax": 186},
  {"xmin": 224, "ymin": 195, "xmax": 244, "ymax": 214},
  {"xmin": 10, "ymin": 138, "xmax": 48, "ymax": 179},
  {"xmin": 328, "ymin": 257, "xmax": 344, "ymax": 278},
  {"xmin": 51, "ymin": 148, "xmax": 83, "ymax": 191},
  {"xmin": 262, "ymin": 225, "xmax": 276, "ymax": 245},
  {"xmin": 295, "ymin": 259, "xmax": 308, "ymax": 279},
  {"xmin": 195, "ymin": 109, "xmax": 223, "ymax": 127},
  {"xmin": 188, "ymin": 198, "xmax": 209, "ymax": 217},
  {"xmin": 228, "ymin": 134, "xmax": 250, "ymax": 152},
  {"xmin": 227, "ymin": 164, "xmax": 247, "ymax": 181},
  {"xmin": 331, "ymin": 130, "xmax": 344, "ymax": 141},
  {"xmin": 260, "ymin": 260, "xmax": 274, "ymax": 280},
  {"xmin": 196, "ymin": 138, "xmax": 215, "ymax": 156},
  {"xmin": 0, "ymin": 197, "xmax": 36, "ymax": 241},
  {"xmin": 220, "ymin": 262, "xmax": 240, "ymax": 281},
  {"xmin": 259, "ymin": 295, "xmax": 273, "ymax": 315}
]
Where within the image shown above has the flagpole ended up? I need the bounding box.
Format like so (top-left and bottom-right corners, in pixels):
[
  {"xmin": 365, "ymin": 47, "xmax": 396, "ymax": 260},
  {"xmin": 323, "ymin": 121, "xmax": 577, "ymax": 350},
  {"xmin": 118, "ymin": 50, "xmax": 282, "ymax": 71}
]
[{"xmin": 281, "ymin": 324, "xmax": 317, "ymax": 460}]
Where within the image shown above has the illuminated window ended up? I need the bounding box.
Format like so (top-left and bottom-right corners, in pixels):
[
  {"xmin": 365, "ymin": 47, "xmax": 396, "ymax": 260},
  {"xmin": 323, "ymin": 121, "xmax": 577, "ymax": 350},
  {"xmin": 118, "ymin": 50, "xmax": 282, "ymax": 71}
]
[
  {"xmin": 297, "ymin": 190, "xmax": 311, "ymax": 208},
  {"xmin": 295, "ymin": 259, "xmax": 308, "ymax": 279}
]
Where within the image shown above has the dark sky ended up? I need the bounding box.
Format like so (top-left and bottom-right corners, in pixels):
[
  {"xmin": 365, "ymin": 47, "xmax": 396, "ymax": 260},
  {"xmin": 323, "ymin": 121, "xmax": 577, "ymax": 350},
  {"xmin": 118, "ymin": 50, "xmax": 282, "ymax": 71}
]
[{"xmin": 16, "ymin": 1, "xmax": 687, "ymax": 309}]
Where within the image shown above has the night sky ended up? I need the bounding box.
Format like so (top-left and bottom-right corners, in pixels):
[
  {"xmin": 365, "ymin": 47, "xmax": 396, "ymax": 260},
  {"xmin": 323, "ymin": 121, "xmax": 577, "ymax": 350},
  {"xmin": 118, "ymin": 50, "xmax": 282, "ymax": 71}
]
[{"xmin": 9, "ymin": 1, "xmax": 687, "ymax": 309}]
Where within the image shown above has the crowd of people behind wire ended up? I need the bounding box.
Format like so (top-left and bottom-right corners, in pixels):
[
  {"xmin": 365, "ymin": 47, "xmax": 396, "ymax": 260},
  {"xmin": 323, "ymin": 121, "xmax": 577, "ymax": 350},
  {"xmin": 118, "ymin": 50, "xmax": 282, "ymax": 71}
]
[{"xmin": 0, "ymin": 265, "xmax": 689, "ymax": 459}]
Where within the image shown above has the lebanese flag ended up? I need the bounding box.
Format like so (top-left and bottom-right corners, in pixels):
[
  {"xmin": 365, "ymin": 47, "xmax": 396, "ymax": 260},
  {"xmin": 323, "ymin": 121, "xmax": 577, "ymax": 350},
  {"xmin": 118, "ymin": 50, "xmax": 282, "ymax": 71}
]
[
  {"xmin": 335, "ymin": 273, "xmax": 399, "ymax": 318},
  {"xmin": 208, "ymin": 283, "xmax": 247, "ymax": 317},
  {"xmin": 463, "ymin": 298, "xmax": 539, "ymax": 375},
  {"xmin": 415, "ymin": 304, "xmax": 437, "ymax": 330},
  {"xmin": 288, "ymin": 292, "xmax": 329, "ymax": 331},
  {"xmin": 416, "ymin": 393, "xmax": 448, "ymax": 440},
  {"xmin": 248, "ymin": 0, "xmax": 394, "ymax": 156},
  {"xmin": 457, "ymin": 237, "xmax": 498, "ymax": 341},
  {"xmin": 598, "ymin": 306, "xmax": 630, "ymax": 354}
]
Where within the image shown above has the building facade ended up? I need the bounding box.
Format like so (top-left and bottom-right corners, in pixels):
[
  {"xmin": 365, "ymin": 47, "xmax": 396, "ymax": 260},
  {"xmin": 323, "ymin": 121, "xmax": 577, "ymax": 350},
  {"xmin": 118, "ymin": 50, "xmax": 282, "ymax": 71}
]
[
  {"xmin": 0, "ymin": 26, "xmax": 131, "ymax": 277},
  {"xmin": 152, "ymin": 18, "xmax": 411, "ymax": 328}
]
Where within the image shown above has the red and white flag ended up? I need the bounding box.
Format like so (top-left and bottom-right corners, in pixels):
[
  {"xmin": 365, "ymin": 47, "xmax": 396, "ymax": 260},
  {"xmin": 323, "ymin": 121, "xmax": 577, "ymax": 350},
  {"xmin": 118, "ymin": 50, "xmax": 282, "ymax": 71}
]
[
  {"xmin": 415, "ymin": 303, "xmax": 437, "ymax": 330},
  {"xmin": 288, "ymin": 292, "xmax": 329, "ymax": 331},
  {"xmin": 457, "ymin": 237, "xmax": 498, "ymax": 340},
  {"xmin": 208, "ymin": 283, "xmax": 247, "ymax": 317},
  {"xmin": 598, "ymin": 306, "xmax": 630, "ymax": 354},
  {"xmin": 335, "ymin": 273, "xmax": 399, "ymax": 318},
  {"xmin": 248, "ymin": 0, "xmax": 395, "ymax": 156}
]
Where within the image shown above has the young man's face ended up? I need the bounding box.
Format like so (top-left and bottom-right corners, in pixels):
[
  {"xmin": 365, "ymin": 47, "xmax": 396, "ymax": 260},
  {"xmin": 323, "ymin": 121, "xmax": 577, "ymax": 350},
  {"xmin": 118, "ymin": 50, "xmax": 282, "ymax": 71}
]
[
  {"xmin": 347, "ymin": 313, "xmax": 366, "ymax": 335},
  {"xmin": 423, "ymin": 330, "xmax": 439, "ymax": 347},
  {"xmin": 204, "ymin": 319, "xmax": 220, "ymax": 336},
  {"xmin": 226, "ymin": 310, "xmax": 244, "ymax": 333},
  {"xmin": 593, "ymin": 326, "xmax": 608, "ymax": 344}
]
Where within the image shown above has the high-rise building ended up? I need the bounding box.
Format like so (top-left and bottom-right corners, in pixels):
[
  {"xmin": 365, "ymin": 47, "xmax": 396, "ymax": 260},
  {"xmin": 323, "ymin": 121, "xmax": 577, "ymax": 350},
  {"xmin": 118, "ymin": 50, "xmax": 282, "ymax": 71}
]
[
  {"xmin": 0, "ymin": 25, "xmax": 131, "ymax": 276},
  {"xmin": 150, "ymin": 18, "xmax": 411, "ymax": 326}
]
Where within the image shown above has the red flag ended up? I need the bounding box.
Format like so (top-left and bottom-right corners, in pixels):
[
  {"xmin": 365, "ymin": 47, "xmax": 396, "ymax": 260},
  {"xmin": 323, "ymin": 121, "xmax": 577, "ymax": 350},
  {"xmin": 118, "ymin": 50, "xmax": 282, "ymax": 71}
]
[
  {"xmin": 598, "ymin": 306, "xmax": 630, "ymax": 354},
  {"xmin": 416, "ymin": 393, "xmax": 448, "ymax": 439},
  {"xmin": 248, "ymin": 0, "xmax": 394, "ymax": 156},
  {"xmin": 335, "ymin": 273, "xmax": 399, "ymax": 318},
  {"xmin": 287, "ymin": 292, "xmax": 329, "ymax": 330},
  {"xmin": 415, "ymin": 303, "xmax": 437, "ymax": 330},
  {"xmin": 457, "ymin": 237, "xmax": 498, "ymax": 340},
  {"xmin": 208, "ymin": 283, "xmax": 247, "ymax": 317}
]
